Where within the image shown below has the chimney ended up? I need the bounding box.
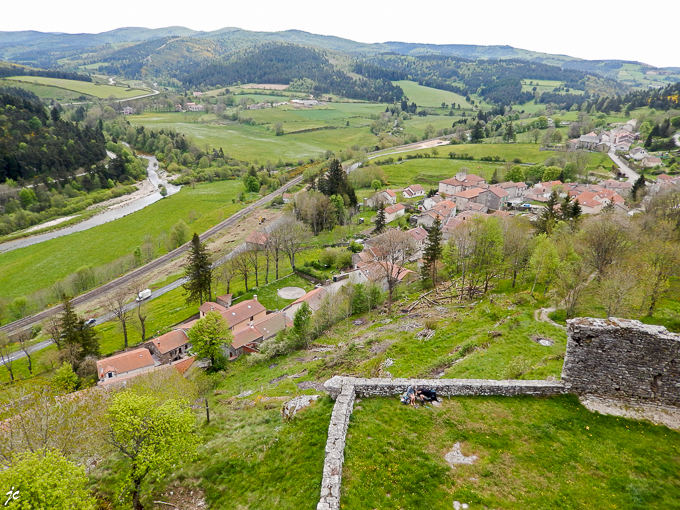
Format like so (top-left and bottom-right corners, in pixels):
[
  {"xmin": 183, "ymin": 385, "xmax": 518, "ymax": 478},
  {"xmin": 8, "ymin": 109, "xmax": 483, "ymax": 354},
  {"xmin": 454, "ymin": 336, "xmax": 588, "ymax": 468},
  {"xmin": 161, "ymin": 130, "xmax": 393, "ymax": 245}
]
[{"xmin": 253, "ymin": 295, "xmax": 258, "ymax": 301}]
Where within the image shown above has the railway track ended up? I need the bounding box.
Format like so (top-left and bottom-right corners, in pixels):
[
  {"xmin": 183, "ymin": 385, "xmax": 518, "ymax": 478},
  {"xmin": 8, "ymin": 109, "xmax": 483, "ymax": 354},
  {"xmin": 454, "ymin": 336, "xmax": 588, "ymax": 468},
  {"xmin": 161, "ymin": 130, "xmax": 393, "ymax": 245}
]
[{"xmin": 0, "ymin": 174, "xmax": 304, "ymax": 338}]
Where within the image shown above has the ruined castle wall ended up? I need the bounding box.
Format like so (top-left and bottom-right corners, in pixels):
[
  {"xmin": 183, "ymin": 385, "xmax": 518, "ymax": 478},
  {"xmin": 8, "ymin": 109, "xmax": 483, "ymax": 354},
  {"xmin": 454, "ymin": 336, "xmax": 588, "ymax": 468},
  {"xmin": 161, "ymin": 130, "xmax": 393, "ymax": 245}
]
[
  {"xmin": 563, "ymin": 318, "xmax": 680, "ymax": 406},
  {"xmin": 323, "ymin": 376, "xmax": 567, "ymax": 400}
]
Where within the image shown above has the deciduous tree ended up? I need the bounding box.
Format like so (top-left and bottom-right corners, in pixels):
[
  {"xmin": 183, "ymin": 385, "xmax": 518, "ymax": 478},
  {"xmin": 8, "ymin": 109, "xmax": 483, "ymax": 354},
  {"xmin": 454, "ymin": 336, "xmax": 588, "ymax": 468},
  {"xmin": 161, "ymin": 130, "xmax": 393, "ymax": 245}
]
[
  {"xmin": 0, "ymin": 449, "xmax": 97, "ymax": 510},
  {"xmin": 373, "ymin": 228, "xmax": 417, "ymax": 306},
  {"xmin": 187, "ymin": 311, "xmax": 232, "ymax": 369},
  {"xmin": 107, "ymin": 391, "xmax": 199, "ymax": 510}
]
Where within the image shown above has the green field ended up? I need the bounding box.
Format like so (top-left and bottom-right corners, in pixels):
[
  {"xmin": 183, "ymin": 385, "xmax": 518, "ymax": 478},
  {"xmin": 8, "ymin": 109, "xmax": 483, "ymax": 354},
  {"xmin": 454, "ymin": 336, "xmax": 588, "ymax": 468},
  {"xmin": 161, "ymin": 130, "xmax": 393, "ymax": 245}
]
[
  {"xmin": 343, "ymin": 395, "xmax": 680, "ymax": 510},
  {"xmin": 0, "ymin": 180, "xmax": 246, "ymax": 304},
  {"xmin": 128, "ymin": 110, "xmax": 379, "ymax": 162},
  {"xmin": 0, "ymin": 78, "xmax": 91, "ymax": 101},
  {"xmin": 5, "ymin": 76, "xmax": 150, "ymax": 99},
  {"xmin": 394, "ymin": 80, "xmax": 472, "ymax": 108},
  {"xmin": 520, "ymin": 79, "xmax": 584, "ymax": 95}
]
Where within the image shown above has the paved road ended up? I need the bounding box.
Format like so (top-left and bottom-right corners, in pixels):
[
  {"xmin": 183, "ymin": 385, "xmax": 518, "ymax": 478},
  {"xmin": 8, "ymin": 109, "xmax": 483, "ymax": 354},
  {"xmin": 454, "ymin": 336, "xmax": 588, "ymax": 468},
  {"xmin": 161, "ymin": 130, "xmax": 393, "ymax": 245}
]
[
  {"xmin": 0, "ymin": 174, "xmax": 304, "ymax": 341},
  {"xmin": 608, "ymin": 150, "xmax": 640, "ymax": 182},
  {"xmin": 674, "ymin": 133, "xmax": 680, "ymax": 148}
]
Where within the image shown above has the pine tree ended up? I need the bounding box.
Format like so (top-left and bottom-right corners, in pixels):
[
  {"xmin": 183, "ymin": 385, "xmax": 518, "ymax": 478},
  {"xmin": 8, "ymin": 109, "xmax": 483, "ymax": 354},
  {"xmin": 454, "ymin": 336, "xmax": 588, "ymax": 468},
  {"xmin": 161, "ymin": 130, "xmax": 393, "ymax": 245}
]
[
  {"xmin": 183, "ymin": 233, "xmax": 213, "ymax": 305},
  {"xmin": 503, "ymin": 122, "xmax": 515, "ymax": 142},
  {"xmin": 374, "ymin": 204, "xmax": 387, "ymax": 234},
  {"xmin": 470, "ymin": 121, "xmax": 484, "ymax": 143},
  {"xmin": 422, "ymin": 218, "xmax": 443, "ymax": 285},
  {"xmin": 490, "ymin": 168, "xmax": 500, "ymax": 185},
  {"xmin": 535, "ymin": 191, "xmax": 560, "ymax": 235},
  {"xmin": 631, "ymin": 174, "xmax": 646, "ymax": 201},
  {"xmin": 560, "ymin": 196, "xmax": 573, "ymax": 220},
  {"xmin": 60, "ymin": 296, "xmax": 100, "ymax": 369},
  {"xmin": 570, "ymin": 200, "xmax": 582, "ymax": 220}
]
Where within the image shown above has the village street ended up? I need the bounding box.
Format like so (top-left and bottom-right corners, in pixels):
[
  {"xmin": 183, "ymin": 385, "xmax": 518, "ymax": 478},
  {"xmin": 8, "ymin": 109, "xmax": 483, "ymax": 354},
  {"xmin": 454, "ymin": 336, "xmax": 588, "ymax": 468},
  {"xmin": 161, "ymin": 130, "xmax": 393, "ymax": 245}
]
[{"xmin": 608, "ymin": 150, "xmax": 640, "ymax": 182}]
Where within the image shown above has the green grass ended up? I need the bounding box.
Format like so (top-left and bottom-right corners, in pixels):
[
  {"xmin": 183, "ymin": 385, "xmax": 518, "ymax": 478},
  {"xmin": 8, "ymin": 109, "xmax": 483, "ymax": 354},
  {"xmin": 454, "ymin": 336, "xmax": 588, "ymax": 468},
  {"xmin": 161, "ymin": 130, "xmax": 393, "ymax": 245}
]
[
  {"xmin": 343, "ymin": 395, "xmax": 680, "ymax": 510},
  {"xmin": 128, "ymin": 112, "xmax": 378, "ymax": 162},
  {"xmin": 394, "ymin": 80, "xmax": 472, "ymax": 108},
  {"xmin": 0, "ymin": 180, "xmax": 246, "ymax": 303},
  {"xmin": 0, "ymin": 78, "xmax": 92, "ymax": 101},
  {"xmin": 4, "ymin": 76, "xmax": 150, "ymax": 99},
  {"xmin": 520, "ymin": 79, "xmax": 584, "ymax": 95},
  {"xmin": 371, "ymin": 158, "xmax": 500, "ymax": 189}
]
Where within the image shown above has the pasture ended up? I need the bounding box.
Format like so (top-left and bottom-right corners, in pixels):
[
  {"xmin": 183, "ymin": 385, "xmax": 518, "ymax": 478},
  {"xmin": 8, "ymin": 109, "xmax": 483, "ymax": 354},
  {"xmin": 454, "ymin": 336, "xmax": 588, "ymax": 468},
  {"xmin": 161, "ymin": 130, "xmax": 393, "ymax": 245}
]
[
  {"xmin": 394, "ymin": 80, "xmax": 472, "ymax": 108},
  {"xmin": 0, "ymin": 78, "xmax": 89, "ymax": 101},
  {"xmin": 0, "ymin": 179, "xmax": 246, "ymax": 303},
  {"xmin": 128, "ymin": 106, "xmax": 382, "ymax": 162},
  {"xmin": 4, "ymin": 76, "xmax": 150, "ymax": 99}
]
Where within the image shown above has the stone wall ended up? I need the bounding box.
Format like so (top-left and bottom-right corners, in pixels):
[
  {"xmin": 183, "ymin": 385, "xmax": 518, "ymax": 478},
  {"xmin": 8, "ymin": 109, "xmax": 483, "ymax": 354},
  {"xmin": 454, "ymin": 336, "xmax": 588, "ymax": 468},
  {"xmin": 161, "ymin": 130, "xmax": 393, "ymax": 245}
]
[
  {"xmin": 324, "ymin": 376, "xmax": 568, "ymax": 400},
  {"xmin": 563, "ymin": 317, "xmax": 680, "ymax": 407},
  {"xmin": 317, "ymin": 384, "xmax": 355, "ymax": 510}
]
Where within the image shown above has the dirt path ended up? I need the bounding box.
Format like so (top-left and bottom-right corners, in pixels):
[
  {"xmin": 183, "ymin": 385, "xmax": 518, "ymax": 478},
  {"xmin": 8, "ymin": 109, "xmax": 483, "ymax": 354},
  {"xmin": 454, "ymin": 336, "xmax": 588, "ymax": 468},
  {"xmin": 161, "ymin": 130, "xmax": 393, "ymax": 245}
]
[{"xmin": 534, "ymin": 307, "xmax": 565, "ymax": 329}]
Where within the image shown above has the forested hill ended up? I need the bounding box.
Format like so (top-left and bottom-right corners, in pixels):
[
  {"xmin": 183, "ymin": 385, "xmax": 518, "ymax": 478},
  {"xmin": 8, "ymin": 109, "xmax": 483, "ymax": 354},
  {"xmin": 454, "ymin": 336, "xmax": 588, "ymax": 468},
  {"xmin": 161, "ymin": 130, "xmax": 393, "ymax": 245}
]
[
  {"xmin": 181, "ymin": 44, "xmax": 404, "ymax": 102},
  {"xmin": 0, "ymin": 87, "xmax": 106, "ymax": 183},
  {"xmin": 355, "ymin": 55, "xmax": 623, "ymax": 107},
  {"xmin": 622, "ymin": 81, "xmax": 680, "ymax": 110},
  {"xmin": 0, "ymin": 61, "xmax": 91, "ymax": 81}
]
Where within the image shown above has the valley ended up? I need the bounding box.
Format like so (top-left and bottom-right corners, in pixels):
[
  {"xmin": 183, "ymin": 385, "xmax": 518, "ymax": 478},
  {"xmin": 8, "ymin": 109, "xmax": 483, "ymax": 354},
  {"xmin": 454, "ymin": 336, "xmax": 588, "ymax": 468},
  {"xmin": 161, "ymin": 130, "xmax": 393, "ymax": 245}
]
[{"xmin": 0, "ymin": 24, "xmax": 679, "ymax": 510}]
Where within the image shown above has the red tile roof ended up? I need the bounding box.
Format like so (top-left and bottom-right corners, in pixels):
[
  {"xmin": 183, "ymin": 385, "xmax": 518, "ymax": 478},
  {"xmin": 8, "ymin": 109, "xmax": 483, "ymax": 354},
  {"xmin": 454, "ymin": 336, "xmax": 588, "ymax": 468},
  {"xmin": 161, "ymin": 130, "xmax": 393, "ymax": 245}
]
[
  {"xmin": 384, "ymin": 203, "xmax": 406, "ymax": 215},
  {"xmin": 150, "ymin": 329, "xmax": 189, "ymax": 354},
  {"xmin": 97, "ymin": 348, "xmax": 155, "ymax": 378},
  {"xmin": 199, "ymin": 301, "xmax": 227, "ymax": 315},
  {"xmin": 221, "ymin": 299, "xmax": 267, "ymax": 328}
]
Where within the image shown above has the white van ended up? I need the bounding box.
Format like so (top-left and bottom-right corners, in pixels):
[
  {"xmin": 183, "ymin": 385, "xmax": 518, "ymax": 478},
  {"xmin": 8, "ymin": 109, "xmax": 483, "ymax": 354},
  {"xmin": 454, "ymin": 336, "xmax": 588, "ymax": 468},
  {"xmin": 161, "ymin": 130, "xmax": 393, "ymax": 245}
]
[{"xmin": 136, "ymin": 289, "xmax": 152, "ymax": 301}]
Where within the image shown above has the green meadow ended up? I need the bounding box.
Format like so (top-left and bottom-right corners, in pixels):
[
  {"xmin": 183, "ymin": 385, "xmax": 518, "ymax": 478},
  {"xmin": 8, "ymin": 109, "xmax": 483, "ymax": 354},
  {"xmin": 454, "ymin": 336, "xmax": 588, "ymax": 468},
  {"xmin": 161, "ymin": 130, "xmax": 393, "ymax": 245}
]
[
  {"xmin": 343, "ymin": 395, "xmax": 680, "ymax": 510},
  {"xmin": 394, "ymin": 80, "xmax": 472, "ymax": 108},
  {"xmin": 5, "ymin": 76, "xmax": 150, "ymax": 99},
  {"xmin": 0, "ymin": 78, "xmax": 91, "ymax": 101},
  {"xmin": 0, "ymin": 180, "xmax": 245, "ymax": 303}
]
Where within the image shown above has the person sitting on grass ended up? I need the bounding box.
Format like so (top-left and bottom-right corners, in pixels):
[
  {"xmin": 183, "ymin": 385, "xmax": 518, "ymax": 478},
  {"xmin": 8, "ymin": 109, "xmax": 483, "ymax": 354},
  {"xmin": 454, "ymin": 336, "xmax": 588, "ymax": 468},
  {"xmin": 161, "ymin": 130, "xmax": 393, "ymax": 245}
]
[
  {"xmin": 416, "ymin": 388, "xmax": 438, "ymax": 403},
  {"xmin": 400, "ymin": 386, "xmax": 417, "ymax": 405}
]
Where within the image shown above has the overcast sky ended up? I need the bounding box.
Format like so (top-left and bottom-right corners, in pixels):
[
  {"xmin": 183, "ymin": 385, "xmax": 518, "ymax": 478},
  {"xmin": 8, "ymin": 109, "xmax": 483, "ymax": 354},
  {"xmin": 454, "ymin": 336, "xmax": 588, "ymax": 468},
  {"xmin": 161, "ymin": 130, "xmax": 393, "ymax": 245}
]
[{"xmin": 1, "ymin": 0, "xmax": 677, "ymax": 68}]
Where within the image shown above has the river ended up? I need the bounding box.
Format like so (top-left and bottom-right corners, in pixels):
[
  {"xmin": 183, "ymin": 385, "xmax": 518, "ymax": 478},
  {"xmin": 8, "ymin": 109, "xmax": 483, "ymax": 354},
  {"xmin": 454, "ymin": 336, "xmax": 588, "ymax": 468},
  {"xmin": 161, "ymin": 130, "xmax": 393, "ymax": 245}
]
[{"xmin": 0, "ymin": 155, "xmax": 181, "ymax": 254}]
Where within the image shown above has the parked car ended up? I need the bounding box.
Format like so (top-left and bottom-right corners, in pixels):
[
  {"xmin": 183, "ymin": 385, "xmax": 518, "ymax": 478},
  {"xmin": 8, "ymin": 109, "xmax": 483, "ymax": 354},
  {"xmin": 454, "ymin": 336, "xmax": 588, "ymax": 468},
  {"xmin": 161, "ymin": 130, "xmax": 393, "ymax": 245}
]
[{"xmin": 85, "ymin": 318, "xmax": 96, "ymax": 327}]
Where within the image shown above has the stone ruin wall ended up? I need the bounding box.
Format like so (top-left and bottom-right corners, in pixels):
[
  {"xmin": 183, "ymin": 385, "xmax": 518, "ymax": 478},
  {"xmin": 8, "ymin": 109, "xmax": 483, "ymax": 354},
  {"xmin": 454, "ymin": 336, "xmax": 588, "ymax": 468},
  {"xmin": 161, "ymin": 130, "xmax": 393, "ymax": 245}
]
[
  {"xmin": 563, "ymin": 317, "xmax": 680, "ymax": 407},
  {"xmin": 316, "ymin": 317, "xmax": 680, "ymax": 510}
]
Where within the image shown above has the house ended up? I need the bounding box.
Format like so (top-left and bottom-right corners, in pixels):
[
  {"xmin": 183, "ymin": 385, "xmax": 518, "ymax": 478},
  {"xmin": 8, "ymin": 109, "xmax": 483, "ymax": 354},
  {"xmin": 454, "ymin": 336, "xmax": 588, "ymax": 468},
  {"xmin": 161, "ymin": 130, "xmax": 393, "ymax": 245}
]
[
  {"xmin": 420, "ymin": 195, "xmax": 444, "ymax": 211},
  {"xmin": 578, "ymin": 132, "xmax": 600, "ymax": 150},
  {"xmin": 601, "ymin": 179, "xmax": 632, "ymax": 194},
  {"xmin": 349, "ymin": 261, "xmax": 416, "ymax": 292},
  {"xmin": 145, "ymin": 329, "xmax": 191, "ymax": 364},
  {"xmin": 415, "ymin": 210, "xmax": 447, "ymax": 229},
  {"xmin": 223, "ymin": 312, "xmax": 291, "ymax": 359},
  {"xmin": 403, "ymin": 184, "xmax": 426, "ymax": 199},
  {"xmin": 216, "ymin": 294, "xmax": 233, "ymax": 308},
  {"xmin": 407, "ymin": 227, "xmax": 429, "ymax": 251},
  {"xmin": 193, "ymin": 91, "xmax": 203, "ymax": 97},
  {"xmin": 463, "ymin": 202, "xmax": 489, "ymax": 213},
  {"xmin": 246, "ymin": 231, "xmax": 269, "ymax": 250},
  {"xmin": 486, "ymin": 186, "xmax": 509, "ymax": 210},
  {"xmin": 498, "ymin": 181, "xmax": 528, "ymax": 199},
  {"xmin": 222, "ymin": 298, "xmax": 267, "ymax": 332},
  {"xmin": 438, "ymin": 172, "xmax": 486, "ymax": 196},
  {"xmin": 186, "ymin": 102, "xmax": 205, "ymax": 112},
  {"xmin": 383, "ymin": 203, "xmax": 406, "ymax": 223},
  {"xmin": 96, "ymin": 348, "xmax": 156, "ymax": 383},
  {"xmin": 451, "ymin": 187, "xmax": 489, "ymax": 210},
  {"xmin": 285, "ymin": 287, "xmax": 328, "ymax": 319},
  {"xmin": 122, "ymin": 106, "xmax": 134, "ymax": 115},
  {"xmin": 641, "ymin": 156, "xmax": 663, "ymax": 168},
  {"xmin": 441, "ymin": 211, "xmax": 488, "ymax": 240},
  {"xmin": 629, "ymin": 147, "xmax": 649, "ymax": 161},
  {"xmin": 282, "ymin": 193, "xmax": 293, "ymax": 204},
  {"xmin": 379, "ymin": 189, "xmax": 398, "ymax": 205},
  {"xmin": 199, "ymin": 301, "xmax": 227, "ymax": 318}
]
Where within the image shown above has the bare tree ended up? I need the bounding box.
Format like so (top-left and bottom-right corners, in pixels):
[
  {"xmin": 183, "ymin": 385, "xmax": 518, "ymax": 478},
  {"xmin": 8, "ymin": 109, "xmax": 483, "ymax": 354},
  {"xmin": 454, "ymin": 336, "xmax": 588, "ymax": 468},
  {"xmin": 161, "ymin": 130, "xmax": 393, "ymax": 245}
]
[
  {"xmin": 0, "ymin": 333, "xmax": 15, "ymax": 382},
  {"xmin": 246, "ymin": 249, "xmax": 260, "ymax": 288},
  {"xmin": 553, "ymin": 258, "xmax": 591, "ymax": 319},
  {"xmin": 232, "ymin": 251, "xmax": 251, "ymax": 291},
  {"xmin": 598, "ymin": 265, "xmax": 641, "ymax": 318},
  {"xmin": 501, "ymin": 217, "xmax": 532, "ymax": 288},
  {"xmin": 17, "ymin": 332, "xmax": 32, "ymax": 375},
  {"xmin": 267, "ymin": 224, "xmax": 286, "ymax": 280},
  {"xmin": 578, "ymin": 213, "xmax": 630, "ymax": 279},
  {"xmin": 372, "ymin": 228, "xmax": 417, "ymax": 306},
  {"xmin": 220, "ymin": 259, "xmax": 236, "ymax": 294},
  {"xmin": 44, "ymin": 315, "xmax": 63, "ymax": 350},
  {"xmin": 106, "ymin": 287, "xmax": 134, "ymax": 348},
  {"xmin": 132, "ymin": 282, "xmax": 149, "ymax": 343},
  {"xmin": 280, "ymin": 215, "xmax": 311, "ymax": 270}
]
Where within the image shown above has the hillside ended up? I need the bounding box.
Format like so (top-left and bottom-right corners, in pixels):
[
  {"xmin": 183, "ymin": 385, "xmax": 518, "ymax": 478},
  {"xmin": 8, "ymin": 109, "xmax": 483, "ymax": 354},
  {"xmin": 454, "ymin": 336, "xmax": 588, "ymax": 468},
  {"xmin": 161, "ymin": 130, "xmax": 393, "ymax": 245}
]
[{"xmin": 2, "ymin": 27, "xmax": 679, "ymax": 87}]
